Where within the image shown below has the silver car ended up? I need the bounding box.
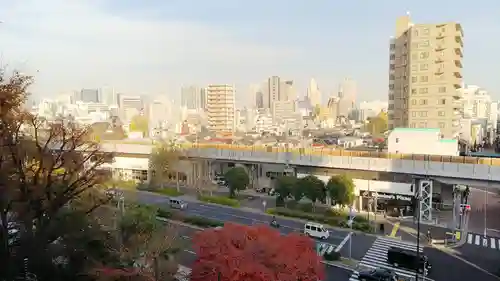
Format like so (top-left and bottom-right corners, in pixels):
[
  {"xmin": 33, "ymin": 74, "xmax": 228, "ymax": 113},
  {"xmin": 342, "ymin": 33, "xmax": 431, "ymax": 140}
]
[{"xmin": 170, "ymin": 198, "xmax": 188, "ymax": 209}]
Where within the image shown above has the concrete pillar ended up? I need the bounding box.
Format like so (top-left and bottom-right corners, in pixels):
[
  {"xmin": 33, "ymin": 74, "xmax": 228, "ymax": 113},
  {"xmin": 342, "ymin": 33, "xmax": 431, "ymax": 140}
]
[{"xmin": 358, "ymin": 196, "xmax": 363, "ymax": 212}]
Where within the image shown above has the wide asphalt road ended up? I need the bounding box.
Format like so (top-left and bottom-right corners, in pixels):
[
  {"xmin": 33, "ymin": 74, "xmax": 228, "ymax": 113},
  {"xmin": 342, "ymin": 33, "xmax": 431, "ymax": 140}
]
[
  {"xmin": 124, "ymin": 190, "xmax": 375, "ymax": 260},
  {"xmin": 171, "ymin": 223, "xmax": 356, "ymax": 281}
]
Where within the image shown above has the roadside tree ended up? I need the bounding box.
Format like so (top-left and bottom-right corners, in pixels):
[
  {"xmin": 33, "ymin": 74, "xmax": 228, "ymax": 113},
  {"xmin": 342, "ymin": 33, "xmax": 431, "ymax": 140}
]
[
  {"xmin": 274, "ymin": 175, "xmax": 297, "ymax": 207},
  {"xmin": 91, "ymin": 204, "xmax": 180, "ymax": 281},
  {"xmin": 224, "ymin": 167, "xmax": 249, "ymax": 198},
  {"xmin": 0, "ymin": 70, "xmax": 114, "ymax": 280},
  {"xmin": 326, "ymin": 175, "xmax": 355, "ymax": 207},
  {"xmin": 299, "ymin": 175, "xmax": 326, "ymax": 207},
  {"xmin": 150, "ymin": 141, "xmax": 183, "ymax": 191},
  {"xmin": 129, "ymin": 114, "xmax": 149, "ymax": 137},
  {"xmin": 190, "ymin": 223, "xmax": 325, "ymax": 281}
]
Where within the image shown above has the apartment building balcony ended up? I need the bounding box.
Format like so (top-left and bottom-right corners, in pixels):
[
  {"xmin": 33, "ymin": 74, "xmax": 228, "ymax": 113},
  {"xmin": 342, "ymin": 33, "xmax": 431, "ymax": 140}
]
[
  {"xmin": 454, "ymin": 60, "xmax": 463, "ymax": 68},
  {"xmin": 455, "ymin": 23, "xmax": 464, "ymax": 37},
  {"xmin": 452, "ymin": 120, "xmax": 461, "ymax": 127},
  {"xmin": 435, "ymin": 45, "xmax": 446, "ymax": 51},
  {"xmin": 436, "ymin": 32, "xmax": 445, "ymax": 39},
  {"xmin": 435, "ymin": 57, "xmax": 444, "ymax": 63},
  {"xmin": 454, "ymin": 47, "xmax": 463, "ymax": 58},
  {"xmin": 455, "ymin": 35, "xmax": 464, "ymax": 47},
  {"xmin": 453, "ymin": 71, "xmax": 463, "ymax": 78},
  {"xmin": 435, "ymin": 67, "xmax": 444, "ymax": 75}
]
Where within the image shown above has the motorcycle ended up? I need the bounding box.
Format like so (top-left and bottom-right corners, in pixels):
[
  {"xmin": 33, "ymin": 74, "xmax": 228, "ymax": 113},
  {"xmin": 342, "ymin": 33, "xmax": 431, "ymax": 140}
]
[{"xmin": 270, "ymin": 220, "xmax": 280, "ymax": 228}]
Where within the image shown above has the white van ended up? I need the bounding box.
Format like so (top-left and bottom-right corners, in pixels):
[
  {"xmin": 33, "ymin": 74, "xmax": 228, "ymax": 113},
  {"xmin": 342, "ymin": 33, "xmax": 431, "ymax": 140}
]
[
  {"xmin": 170, "ymin": 198, "xmax": 188, "ymax": 209},
  {"xmin": 304, "ymin": 222, "xmax": 329, "ymax": 239}
]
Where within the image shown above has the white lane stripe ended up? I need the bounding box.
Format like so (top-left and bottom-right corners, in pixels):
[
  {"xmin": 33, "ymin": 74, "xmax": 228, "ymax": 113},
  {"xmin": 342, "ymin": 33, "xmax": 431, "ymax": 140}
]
[
  {"xmin": 475, "ymin": 235, "xmax": 480, "ymax": 245},
  {"xmin": 483, "ymin": 237, "xmax": 488, "ymax": 247},
  {"xmin": 498, "ymin": 239, "xmax": 500, "ymax": 250},
  {"xmin": 359, "ymin": 262, "xmax": 418, "ymax": 278},
  {"xmin": 491, "ymin": 238, "xmax": 496, "ymax": 249},
  {"xmin": 467, "ymin": 233, "xmax": 473, "ymax": 244},
  {"xmin": 372, "ymin": 242, "xmax": 423, "ymax": 252},
  {"xmin": 377, "ymin": 236, "xmax": 418, "ymax": 246}
]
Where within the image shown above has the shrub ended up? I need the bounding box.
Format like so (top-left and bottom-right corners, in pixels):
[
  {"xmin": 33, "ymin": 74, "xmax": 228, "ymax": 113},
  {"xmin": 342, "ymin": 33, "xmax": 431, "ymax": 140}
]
[
  {"xmin": 154, "ymin": 187, "xmax": 183, "ymax": 197},
  {"xmin": 157, "ymin": 208, "xmax": 173, "ymax": 219},
  {"xmin": 323, "ymin": 251, "xmax": 341, "ymax": 261},
  {"xmin": 182, "ymin": 215, "xmax": 224, "ymax": 228},
  {"xmin": 198, "ymin": 195, "xmax": 240, "ymax": 208}
]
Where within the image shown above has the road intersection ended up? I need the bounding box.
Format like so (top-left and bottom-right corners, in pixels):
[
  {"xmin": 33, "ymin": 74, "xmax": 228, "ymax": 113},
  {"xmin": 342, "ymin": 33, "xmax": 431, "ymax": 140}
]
[{"xmin": 126, "ymin": 190, "xmax": 500, "ymax": 281}]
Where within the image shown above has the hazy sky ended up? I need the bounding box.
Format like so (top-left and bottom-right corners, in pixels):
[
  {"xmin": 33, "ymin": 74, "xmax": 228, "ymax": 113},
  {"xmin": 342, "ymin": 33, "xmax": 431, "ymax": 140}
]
[{"xmin": 1, "ymin": 0, "xmax": 499, "ymax": 105}]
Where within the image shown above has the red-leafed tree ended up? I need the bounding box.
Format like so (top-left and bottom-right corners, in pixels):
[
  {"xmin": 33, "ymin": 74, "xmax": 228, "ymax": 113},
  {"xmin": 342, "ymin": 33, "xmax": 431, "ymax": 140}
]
[{"xmin": 190, "ymin": 223, "xmax": 325, "ymax": 281}]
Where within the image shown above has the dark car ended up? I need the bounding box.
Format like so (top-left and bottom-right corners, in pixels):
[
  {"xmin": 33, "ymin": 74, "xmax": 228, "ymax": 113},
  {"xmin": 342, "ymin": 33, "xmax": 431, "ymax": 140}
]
[
  {"xmin": 358, "ymin": 268, "xmax": 398, "ymax": 281},
  {"xmin": 387, "ymin": 247, "xmax": 431, "ymax": 275}
]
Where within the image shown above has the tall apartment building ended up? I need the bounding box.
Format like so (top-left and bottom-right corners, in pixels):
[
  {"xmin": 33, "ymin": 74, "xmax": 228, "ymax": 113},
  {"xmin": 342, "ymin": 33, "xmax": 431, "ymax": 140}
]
[
  {"xmin": 307, "ymin": 78, "xmax": 321, "ymax": 107},
  {"xmin": 206, "ymin": 84, "xmax": 235, "ymax": 133},
  {"xmin": 337, "ymin": 78, "xmax": 357, "ymax": 118},
  {"xmin": 181, "ymin": 86, "xmax": 201, "ymax": 110},
  {"xmin": 388, "ymin": 14, "xmax": 464, "ymax": 138},
  {"xmin": 262, "ymin": 76, "xmax": 296, "ymax": 109}
]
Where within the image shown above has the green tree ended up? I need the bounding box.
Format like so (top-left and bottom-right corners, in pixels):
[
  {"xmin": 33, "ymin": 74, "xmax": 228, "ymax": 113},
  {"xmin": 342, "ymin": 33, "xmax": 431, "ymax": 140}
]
[
  {"xmin": 326, "ymin": 175, "xmax": 355, "ymax": 207},
  {"xmin": 291, "ymin": 181, "xmax": 305, "ymax": 202},
  {"xmin": 224, "ymin": 167, "xmax": 249, "ymax": 198},
  {"xmin": 274, "ymin": 176, "xmax": 297, "ymax": 207},
  {"xmin": 298, "ymin": 175, "xmax": 326, "ymax": 207},
  {"xmin": 366, "ymin": 111, "xmax": 388, "ymax": 136},
  {"xmin": 150, "ymin": 141, "xmax": 182, "ymax": 191},
  {"xmin": 129, "ymin": 114, "xmax": 149, "ymax": 137}
]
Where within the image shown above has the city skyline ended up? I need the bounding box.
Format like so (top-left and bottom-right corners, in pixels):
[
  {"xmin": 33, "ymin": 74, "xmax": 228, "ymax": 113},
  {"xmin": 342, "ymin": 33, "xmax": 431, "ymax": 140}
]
[{"xmin": 0, "ymin": 0, "xmax": 499, "ymax": 102}]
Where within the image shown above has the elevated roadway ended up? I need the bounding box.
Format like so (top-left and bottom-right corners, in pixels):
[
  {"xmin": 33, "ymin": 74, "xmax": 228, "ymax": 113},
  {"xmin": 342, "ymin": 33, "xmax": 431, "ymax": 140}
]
[{"xmin": 100, "ymin": 142, "xmax": 500, "ymax": 186}]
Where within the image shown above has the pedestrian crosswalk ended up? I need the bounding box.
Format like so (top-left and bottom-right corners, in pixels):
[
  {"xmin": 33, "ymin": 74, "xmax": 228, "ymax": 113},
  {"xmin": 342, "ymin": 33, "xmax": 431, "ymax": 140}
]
[
  {"xmin": 349, "ymin": 237, "xmax": 423, "ymax": 281},
  {"xmin": 466, "ymin": 233, "xmax": 500, "ymax": 249}
]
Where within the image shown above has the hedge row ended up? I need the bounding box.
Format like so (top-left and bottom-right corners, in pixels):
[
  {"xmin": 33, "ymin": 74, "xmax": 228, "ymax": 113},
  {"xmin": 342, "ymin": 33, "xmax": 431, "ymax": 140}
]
[
  {"xmin": 156, "ymin": 208, "xmax": 224, "ymax": 228},
  {"xmin": 266, "ymin": 207, "xmax": 373, "ymax": 233},
  {"xmin": 137, "ymin": 185, "xmax": 184, "ymax": 196},
  {"xmin": 197, "ymin": 195, "xmax": 240, "ymax": 208}
]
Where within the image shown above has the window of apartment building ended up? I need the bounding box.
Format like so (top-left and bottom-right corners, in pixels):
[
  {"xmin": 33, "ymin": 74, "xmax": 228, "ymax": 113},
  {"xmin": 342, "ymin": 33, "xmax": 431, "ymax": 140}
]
[
  {"xmin": 412, "ymin": 111, "xmax": 417, "ymax": 117},
  {"xmin": 419, "ymin": 122, "xmax": 427, "ymax": 128},
  {"xmin": 389, "ymin": 74, "xmax": 395, "ymax": 80},
  {"xmin": 389, "ymin": 84, "xmax": 394, "ymax": 90},
  {"xmin": 441, "ymin": 27, "xmax": 446, "ymax": 32},
  {"xmin": 420, "ymin": 52, "xmax": 429, "ymax": 59},
  {"xmin": 410, "ymin": 123, "xmax": 416, "ymax": 128},
  {"xmin": 411, "ymin": 99, "xmax": 417, "ymax": 105},
  {"xmin": 390, "ymin": 64, "xmax": 395, "ymax": 70},
  {"xmin": 411, "ymin": 89, "xmax": 417, "ymax": 95},
  {"xmin": 411, "ymin": 64, "xmax": 418, "ymax": 72},
  {"xmin": 390, "ymin": 44, "xmax": 396, "ymax": 50},
  {"xmin": 389, "ymin": 94, "xmax": 394, "ymax": 100},
  {"xmin": 420, "ymin": 63, "xmax": 429, "ymax": 70},
  {"xmin": 388, "ymin": 104, "xmax": 394, "ymax": 110},
  {"xmin": 419, "ymin": 111, "xmax": 428, "ymax": 117},
  {"xmin": 419, "ymin": 88, "xmax": 428, "ymax": 94},
  {"xmin": 422, "ymin": 28, "xmax": 430, "ymax": 35},
  {"xmin": 403, "ymin": 86, "xmax": 408, "ymax": 93},
  {"xmin": 419, "ymin": 99, "xmax": 428, "ymax": 105},
  {"xmin": 438, "ymin": 111, "xmax": 445, "ymax": 116},
  {"xmin": 438, "ymin": 122, "xmax": 445, "ymax": 128},
  {"xmin": 411, "ymin": 76, "xmax": 417, "ymax": 83},
  {"xmin": 438, "ymin": 98, "xmax": 446, "ymax": 105},
  {"xmin": 419, "ymin": 40, "xmax": 430, "ymax": 47},
  {"xmin": 390, "ymin": 54, "xmax": 396, "ymax": 60},
  {"xmin": 420, "ymin": 76, "xmax": 429, "ymax": 82},
  {"xmin": 438, "ymin": 86, "xmax": 446, "ymax": 93}
]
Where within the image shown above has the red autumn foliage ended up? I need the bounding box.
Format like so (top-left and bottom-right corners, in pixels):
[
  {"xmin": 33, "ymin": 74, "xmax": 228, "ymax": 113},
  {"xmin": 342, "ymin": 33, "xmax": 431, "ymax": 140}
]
[{"xmin": 190, "ymin": 223, "xmax": 325, "ymax": 281}]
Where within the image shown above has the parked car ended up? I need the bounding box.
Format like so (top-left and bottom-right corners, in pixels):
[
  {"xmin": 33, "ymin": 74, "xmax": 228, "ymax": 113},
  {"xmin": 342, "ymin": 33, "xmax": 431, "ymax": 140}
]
[{"xmin": 358, "ymin": 268, "xmax": 399, "ymax": 281}]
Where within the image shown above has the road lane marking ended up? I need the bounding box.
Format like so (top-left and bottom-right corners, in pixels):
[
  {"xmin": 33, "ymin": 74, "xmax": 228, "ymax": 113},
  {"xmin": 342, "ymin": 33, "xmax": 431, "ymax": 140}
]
[
  {"xmin": 389, "ymin": 222, "xmax": 399, "ymax": 237},
  {"xmin": 335, "ymin": 232, "xmax": 352, "ymax": 252},
  {"xmin": 491, "ymin": 237, "xmax": 496, "ymax": 249},
  {"xmin": 482, "ymin": 237, "xmax": 488, "ymax": 247},
  {"xmin": 475, "ymin": 234, "xmax": 480, "ymax": 245},
  {"xmin": 184, "ymin": 249, "xmax": 195, "ymax": 254},
  {"xmin": 467, "ymin": 233, "xmax": 473, "ymax": 244}
]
